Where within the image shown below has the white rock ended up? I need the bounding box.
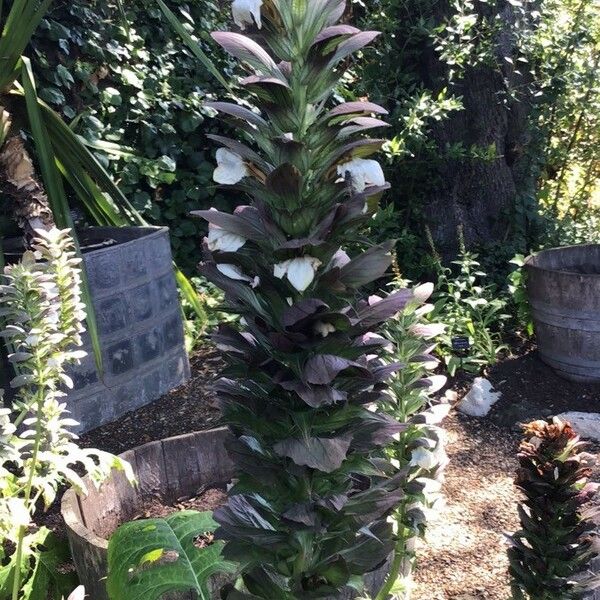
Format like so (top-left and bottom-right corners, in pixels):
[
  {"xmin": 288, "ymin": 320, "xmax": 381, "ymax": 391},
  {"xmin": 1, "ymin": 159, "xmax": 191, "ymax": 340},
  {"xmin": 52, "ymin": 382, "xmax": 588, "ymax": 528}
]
[
  {"xmin": 557, "ymin": 411, "xmax": 600, "ymax": 441},
  {"xmin": 457, "ymin": 377, "xmax": 501, "ymax": 417}
]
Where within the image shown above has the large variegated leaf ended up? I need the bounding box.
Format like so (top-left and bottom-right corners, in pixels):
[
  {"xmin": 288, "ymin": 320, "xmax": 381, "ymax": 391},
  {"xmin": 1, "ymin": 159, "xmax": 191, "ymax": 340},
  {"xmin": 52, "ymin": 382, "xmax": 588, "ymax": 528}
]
[{"xmin": 107, "ymin": 511, "xmax": 236, "ymax": 600}]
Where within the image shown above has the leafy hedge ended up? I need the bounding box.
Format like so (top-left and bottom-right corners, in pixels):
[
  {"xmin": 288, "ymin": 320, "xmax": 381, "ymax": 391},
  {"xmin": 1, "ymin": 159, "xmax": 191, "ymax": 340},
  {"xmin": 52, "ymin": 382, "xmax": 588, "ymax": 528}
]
[{"xmin": 30, "ymin": 0, "xmax": 236, "ymax": 272}]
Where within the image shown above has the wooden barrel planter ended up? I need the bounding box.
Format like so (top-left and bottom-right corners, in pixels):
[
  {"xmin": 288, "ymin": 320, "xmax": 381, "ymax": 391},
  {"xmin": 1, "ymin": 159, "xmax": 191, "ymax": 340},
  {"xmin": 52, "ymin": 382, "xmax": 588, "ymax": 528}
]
[
  {"xmin": 525, "ymin": 244, "xmax": 600, "ymax": 382},
  {"xmin": 62, "ymin": 426, "xmax": 392, "ymax": 599},
  {"xmin": 61, "ymin": 427, "xmax": 235, "ymax": 600}
]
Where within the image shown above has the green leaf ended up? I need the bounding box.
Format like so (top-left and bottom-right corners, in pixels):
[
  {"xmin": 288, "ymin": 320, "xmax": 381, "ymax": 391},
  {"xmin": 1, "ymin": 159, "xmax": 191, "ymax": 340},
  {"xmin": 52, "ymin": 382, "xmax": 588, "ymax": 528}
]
[
  {"xmin": 21, "ymin": 58, "xmax": 104, "ymax": 376},
  {"xmin": 0, "ymin": 0, "xmax": 52, "ymax": 89},
  {"xmin": 21, "ymin": 530, "xmax": 78, "ymax": 600},
  {"xmin": 107, "ymin": 510, "xmax": 236, "ymax": 600},
  {"xmin": 155, "ymin": 0, "xmax": 230, "ymax": 91}
]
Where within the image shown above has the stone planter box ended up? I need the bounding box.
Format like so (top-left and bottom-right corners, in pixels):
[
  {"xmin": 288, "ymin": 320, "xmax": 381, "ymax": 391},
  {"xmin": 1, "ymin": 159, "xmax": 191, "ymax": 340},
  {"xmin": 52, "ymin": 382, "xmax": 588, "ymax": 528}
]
[
  {"xmin": 61, "ymin": 426, "xmax": 392, "ymax": 599},
  {"xmin": 66, "ymin": 226, "xmax": 190, "ymax": 431},
  {"xmin": 61, "ymin": 427, "xmax": 236, "ymax": 600}
]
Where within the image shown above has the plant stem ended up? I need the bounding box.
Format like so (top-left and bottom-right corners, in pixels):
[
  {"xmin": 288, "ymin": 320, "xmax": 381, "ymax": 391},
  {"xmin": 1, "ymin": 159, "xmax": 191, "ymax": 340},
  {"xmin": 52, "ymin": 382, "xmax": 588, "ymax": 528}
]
[
  {"xmin": 11, "ymin": 359, "xmax": 45, "ymax": 600},
  {"xmin": 375, "ymin": 503, "xmax": 408, "ymax": 600}
]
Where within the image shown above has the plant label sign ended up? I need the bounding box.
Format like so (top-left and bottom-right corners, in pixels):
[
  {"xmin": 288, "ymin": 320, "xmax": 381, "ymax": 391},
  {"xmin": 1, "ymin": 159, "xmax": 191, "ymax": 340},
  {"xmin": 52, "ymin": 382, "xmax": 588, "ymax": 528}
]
[{"xmin": 451, "ymin": 336, "xmax": 471, "ymax": 352}]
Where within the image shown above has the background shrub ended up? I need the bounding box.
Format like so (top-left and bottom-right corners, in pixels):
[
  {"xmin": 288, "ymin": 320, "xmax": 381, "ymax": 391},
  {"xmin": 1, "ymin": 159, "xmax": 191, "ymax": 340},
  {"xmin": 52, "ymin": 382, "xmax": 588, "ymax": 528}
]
[{"xmin": 30, "ymin": 0, "xmax": 235, "ymax": 273}]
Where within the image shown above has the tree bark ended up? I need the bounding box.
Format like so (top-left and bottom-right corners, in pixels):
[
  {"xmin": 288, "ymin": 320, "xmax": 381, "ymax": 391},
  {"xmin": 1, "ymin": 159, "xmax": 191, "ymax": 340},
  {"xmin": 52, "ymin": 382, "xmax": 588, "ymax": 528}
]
[{"xmin": 408, "ymin": 0, "xmax": 537, "ymax": 258}]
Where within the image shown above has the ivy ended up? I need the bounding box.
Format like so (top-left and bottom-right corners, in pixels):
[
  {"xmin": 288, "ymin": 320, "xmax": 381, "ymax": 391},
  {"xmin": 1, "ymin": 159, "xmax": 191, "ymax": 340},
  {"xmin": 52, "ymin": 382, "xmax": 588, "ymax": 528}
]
[{"xmin": 30, "ymin": 0, "xmax": 237, "ymax": 273}]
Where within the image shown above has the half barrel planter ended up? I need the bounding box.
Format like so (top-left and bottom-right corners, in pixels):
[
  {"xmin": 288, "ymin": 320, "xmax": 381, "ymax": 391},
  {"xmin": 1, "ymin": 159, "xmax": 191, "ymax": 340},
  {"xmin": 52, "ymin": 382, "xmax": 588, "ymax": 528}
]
[
  {"xmin": 525, "ymin": 244, "xmax": 600, "ymax": 382},
  {"xmin": 61, "ymin": 427, "xmax": 236, "ymax": 600},
  {"xmin": 67, "ymin": 226, "xmax": 190, "ymax": 432}
]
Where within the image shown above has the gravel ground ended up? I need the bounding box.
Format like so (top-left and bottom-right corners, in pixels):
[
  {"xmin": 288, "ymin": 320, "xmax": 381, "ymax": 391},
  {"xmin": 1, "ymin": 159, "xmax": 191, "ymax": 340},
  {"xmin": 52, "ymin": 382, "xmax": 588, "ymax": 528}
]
[{"xmin": 412, "ymin": 349, "xmax": 600, "ymax": 599}]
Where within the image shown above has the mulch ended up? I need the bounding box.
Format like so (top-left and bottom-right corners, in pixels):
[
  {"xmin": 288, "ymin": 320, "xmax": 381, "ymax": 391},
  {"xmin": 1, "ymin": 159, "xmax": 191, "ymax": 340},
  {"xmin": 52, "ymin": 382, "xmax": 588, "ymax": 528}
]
[
  {"xmin": 48, "ymin": 341, "xmax": 600, "ymax": 599},
  {"xmin": 79, "ymin": 346, "xmax": 223, "ymax": 454},
  {"xmin": 412, "ymin": 346, "xmax": 600, "ymax": 599}
]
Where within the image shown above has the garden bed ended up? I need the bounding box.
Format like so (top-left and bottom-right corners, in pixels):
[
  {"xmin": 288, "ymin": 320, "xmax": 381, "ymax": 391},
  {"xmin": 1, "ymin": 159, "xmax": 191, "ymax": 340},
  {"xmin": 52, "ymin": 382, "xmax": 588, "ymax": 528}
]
[{"xmin": 46, "ymin": 342, "xmax": 600, "ymax": 599}]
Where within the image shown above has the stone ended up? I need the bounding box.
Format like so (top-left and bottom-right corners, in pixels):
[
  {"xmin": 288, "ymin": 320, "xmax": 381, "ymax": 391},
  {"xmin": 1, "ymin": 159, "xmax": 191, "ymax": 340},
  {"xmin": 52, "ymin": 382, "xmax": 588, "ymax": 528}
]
[
  {"xmin": 556, "ymin": 411, "xmax": 600, "ymax": 442},
  {"xmin": 457, "ymin": 377, "xmax": 501, "ymax": 417}
]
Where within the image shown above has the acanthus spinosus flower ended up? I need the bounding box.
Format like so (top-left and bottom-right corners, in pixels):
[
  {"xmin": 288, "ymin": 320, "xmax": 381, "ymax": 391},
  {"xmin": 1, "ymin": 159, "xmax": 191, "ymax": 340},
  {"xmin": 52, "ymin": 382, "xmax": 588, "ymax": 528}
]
[
  {"xmin": 337, "ymin": 158, "xmax": 386, "ymax": 192},
  {"xmin": 232, "ymin": 0, "xmax": 263, "ymax": 30},
  {"xmin": 217, "ymin": 263, "xmax": 260, "ymax": 288},
  {"xmin": 409, "ymin": 322, "xmax": 446, "ymax": 339},
  {"xmin": 206, "ymin": 222, "xmax": 247, "ymax": 252},
  {"xmin": 213, "ymin": 148, "xmax": 249, "ymax": 184},
  {"xmin": 274, "ymin": 256, "xmax": 322, "ymax": 292}
]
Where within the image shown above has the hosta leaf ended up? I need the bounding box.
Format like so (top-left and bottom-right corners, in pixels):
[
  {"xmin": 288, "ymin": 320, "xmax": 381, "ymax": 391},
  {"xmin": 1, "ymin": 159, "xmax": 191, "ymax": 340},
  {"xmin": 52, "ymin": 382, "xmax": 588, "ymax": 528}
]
[
  {"xmin": 273, "ymin": 435, "xmax": 352, "ymax": 473},
  {"xmin": 107, "ymin": 511, "xmax": 235, "ymax": 600}
]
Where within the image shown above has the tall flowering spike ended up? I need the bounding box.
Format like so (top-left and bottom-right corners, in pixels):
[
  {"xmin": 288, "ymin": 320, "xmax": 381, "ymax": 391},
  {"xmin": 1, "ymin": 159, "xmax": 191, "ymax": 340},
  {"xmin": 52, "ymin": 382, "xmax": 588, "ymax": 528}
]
[
  {"xmin": 199, "ymin": 2, "xmax": 411, "ymax": 597},
  {"xmin": 508, "ymin": 418, "xmax": 600, "ymax": 599}
]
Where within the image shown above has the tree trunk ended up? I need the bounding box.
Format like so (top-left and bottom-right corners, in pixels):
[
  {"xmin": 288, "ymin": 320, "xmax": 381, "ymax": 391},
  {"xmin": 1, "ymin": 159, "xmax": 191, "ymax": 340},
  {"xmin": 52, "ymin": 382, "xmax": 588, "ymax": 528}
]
[{"xmin": 419, "ymin": 1, "xmax": 537, "ymax": 258}]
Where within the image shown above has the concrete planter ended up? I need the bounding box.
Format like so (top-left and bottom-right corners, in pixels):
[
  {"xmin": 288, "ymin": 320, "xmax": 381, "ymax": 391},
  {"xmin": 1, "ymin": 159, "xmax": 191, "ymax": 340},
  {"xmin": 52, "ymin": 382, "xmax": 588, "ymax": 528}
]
[
  {"xmin": 525, "ymin": 244, "xmax": 600, "ymax": 383},
  {"xmin": 66, "ymin": 226, "xmax": 190, "ymax": 431}
]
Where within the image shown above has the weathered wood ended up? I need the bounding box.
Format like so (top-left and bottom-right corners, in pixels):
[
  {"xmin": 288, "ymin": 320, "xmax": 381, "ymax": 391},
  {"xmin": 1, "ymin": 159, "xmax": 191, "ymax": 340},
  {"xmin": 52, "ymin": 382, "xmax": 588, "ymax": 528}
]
[{"xmin": 61, "ymin": 427, "xmax": 234, "ymax": 600}]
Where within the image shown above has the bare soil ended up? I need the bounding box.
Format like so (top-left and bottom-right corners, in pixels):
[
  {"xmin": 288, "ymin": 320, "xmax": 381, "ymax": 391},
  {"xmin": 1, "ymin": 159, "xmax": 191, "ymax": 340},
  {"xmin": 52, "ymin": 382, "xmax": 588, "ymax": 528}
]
[{"xmin": 130, "ymin": 486, "xmax": 227, "ymax": 522}]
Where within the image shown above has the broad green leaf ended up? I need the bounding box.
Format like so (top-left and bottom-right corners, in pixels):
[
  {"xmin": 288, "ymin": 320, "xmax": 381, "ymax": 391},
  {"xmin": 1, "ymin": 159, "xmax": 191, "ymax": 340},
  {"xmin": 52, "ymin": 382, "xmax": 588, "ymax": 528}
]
[
  {"xmin": 107, "ymin": 510, "xmax": 236, "ymax": 600},
  {"xmin": 21, "ymin": 530, "xmax": 78, "ymax": 600}
]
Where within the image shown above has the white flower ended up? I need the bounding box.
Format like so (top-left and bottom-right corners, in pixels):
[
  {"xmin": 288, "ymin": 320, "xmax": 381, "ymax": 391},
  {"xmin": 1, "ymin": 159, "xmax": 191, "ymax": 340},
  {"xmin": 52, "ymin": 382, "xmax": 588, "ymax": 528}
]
[
  {"xmin": 336, "ymin": 158, "xmax": 385, "ymax": 192},
  {"xmin": 423, "ymin": 375, "xmax": 447, "ymax": 394},
  {"xmin": 413, "ymin": 282, "xmax": 434, "ymax": 302},
  {"xmin": 67, "ymin": 586, "xmax": 86, "ymax": 600},
  {"xmin": 409, "ymin": 322, "xmax": 446, "ymax": 339},
  {"xmin": 213, "ymin": 148, "xmax": 249, "ymax": 185},
  {"xmin": 206, "ymin": 223, "xmax": 246, "ymax": 252},
  {"xmin": 415, "ymin": 303, "xmax": 435, "ymax": 317},
  {"xmin": 410, "ymin": 447, "xmax": 437, "ymax": 470},
  {"xmin": 314, "ymin": 321, "xmax": 335, "ymax": 337},
  {"xmin": 273, "ymin": 256, "xmax": 322, "ymax": 292},
  {"xmin": 216, "ymin": 264, "xmax": 260, "ymax": 288},
  {"xmin": 416, "ymin": 477, "xmax": 442, "ymax": 496},
  {"xmin": 232, "ymin": 0, "xmax": 263, "ymax": 30}
]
